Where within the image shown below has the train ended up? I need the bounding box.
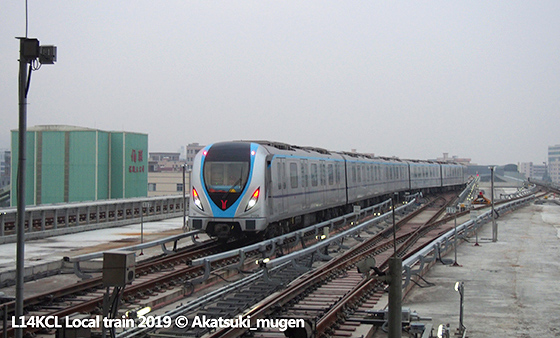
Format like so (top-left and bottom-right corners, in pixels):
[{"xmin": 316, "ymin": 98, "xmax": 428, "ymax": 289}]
[{"xmin": 188, "ymin": 141, "xmax": 467, "ymax": 238}]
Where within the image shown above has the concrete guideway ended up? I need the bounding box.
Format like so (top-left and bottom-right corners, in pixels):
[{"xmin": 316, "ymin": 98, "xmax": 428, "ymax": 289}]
[{"xmin": 396, "ymin": 196, "xmax": 560, "ymax": 337}]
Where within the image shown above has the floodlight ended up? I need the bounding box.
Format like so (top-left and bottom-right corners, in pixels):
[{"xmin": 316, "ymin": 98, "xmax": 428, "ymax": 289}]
[
  {"xmin": 137, "ymin": 306, "xmax": 151, "ymax": 317},
  {"xmin": 437, "ymin": 324, "xmax": 444, "ymax": 338}
]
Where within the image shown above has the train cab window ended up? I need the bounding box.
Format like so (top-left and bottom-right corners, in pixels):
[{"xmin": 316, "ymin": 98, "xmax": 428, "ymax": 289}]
[
  {"xmin": 311, "ymin": 163, "xmax": 318, "ymax": 187},
  {"xmin": 204, "ymin": 161, "xmax": 249, "ymax": 193},
  {"xmin": 202, "ymin": 142, "xmax": 253, "ymax": 209},
  {"xmin": 328, "ymin": 164, "xmax": 334, "ymax": 185},
  {"xmin": 290, "ymin": 163, "xmax": 298, "ymax": 189},
  {"xmin": 203, "ymin": 143, "xmax": 251, "ymax": 194}
]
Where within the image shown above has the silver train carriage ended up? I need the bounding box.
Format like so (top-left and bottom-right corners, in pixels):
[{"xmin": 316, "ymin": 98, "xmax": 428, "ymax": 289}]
[{"xmin": 188, "ymin": 141, "xmax": 467, "ymax": 238}]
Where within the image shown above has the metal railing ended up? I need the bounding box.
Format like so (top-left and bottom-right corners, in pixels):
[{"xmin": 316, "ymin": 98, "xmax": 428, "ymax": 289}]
[
  {"xmin": 0, "ymin": 195, "xmax": 187, "ymax": 244},
  {"xmin": 190, "ymin": 194, "xmax": 421, "ymax": 284},
  {"xmin": 401, "ymin": 194, "xmax": 536, "ymax": 290}
]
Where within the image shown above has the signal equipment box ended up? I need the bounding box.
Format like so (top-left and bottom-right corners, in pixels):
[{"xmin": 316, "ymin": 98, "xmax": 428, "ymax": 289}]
[{"xmin": 102, "ymin": 251, "xmax": 135, "ymax": 287}]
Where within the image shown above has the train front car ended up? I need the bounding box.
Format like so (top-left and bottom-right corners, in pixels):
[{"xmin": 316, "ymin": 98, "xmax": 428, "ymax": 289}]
[{"xmin": 189, "ymin": 142, "xmax": 267, "ymax": 238}]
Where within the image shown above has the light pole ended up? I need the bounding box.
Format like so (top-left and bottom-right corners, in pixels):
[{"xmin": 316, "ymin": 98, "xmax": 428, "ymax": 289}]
[
  {"xmin": 489, "ymin": 166, "xmax": 497, "ymax": 242},
  {"xmin": 140, "ymin": 202, "xmax": 150, "ymax": 255},
  {"xmin": 182, "ymin": 165, "xmax": 191, "ymax": 231},
  {"xmin": 447, "ymin": 206, "xmax": 461, "ymax": 266},
  {"xmin": 454, "ymin": 281, "xmax": 466, "ymax": 335},
  {"xmin": 182, "ymin": 164, "xmax": 187, "ymax": 230}
]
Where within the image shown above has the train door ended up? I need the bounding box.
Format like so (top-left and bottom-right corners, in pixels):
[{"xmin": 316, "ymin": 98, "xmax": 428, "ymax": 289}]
[
  {"xmin": 266, "ymin": 155, "xmax": 273, "ymax": 216},
  {"xmin": 301, "ymin": 159, "xmax": 310, "ymax": 210},
  {"xmin": 319, "ymin": 160, "xmax": 326, "ymax": 207},
  {"xmin": 276, "ymin": 158, "xmax": 288, "ymax": 215}
]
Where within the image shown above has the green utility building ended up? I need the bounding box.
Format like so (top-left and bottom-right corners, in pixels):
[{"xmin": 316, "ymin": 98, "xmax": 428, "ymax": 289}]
[{"xmin": 11, "ymin": 125, "xmax": 148, "ymax": 206}]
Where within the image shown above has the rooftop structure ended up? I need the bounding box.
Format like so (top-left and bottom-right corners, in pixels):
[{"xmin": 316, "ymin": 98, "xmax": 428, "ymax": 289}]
[
  {"xmin": 548, "ymin": 144, "xmax": 560, "ymax": 184},
  {"xmin": 10, "ymin": 125, "xmax": 148, "ymax": 206}
]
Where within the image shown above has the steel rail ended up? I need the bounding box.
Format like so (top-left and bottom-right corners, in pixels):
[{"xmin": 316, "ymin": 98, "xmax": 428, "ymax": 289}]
[{"xmin": 205, "ymin": 197, "xmax": 438, "ymax": 338}]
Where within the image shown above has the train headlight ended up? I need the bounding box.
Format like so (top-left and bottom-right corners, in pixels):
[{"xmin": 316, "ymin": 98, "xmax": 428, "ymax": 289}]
[
  {"xmin": 192, "ymin": 187, "xmax": 204, "ymax": 211},
  {"xmin": 245, "ymin": 187, "xmax": 260, "ymax": 212}
]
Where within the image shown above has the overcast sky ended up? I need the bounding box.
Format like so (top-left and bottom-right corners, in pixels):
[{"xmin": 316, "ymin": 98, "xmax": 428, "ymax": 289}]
[{"xmin": 1, "ymin": 1, "xmax": 559, "ymax": 165}]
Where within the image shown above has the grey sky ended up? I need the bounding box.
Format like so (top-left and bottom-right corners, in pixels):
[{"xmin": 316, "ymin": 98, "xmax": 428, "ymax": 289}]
[{"xmin": 1, "ymin": 1, "xmax": 559, "ymax": 165}]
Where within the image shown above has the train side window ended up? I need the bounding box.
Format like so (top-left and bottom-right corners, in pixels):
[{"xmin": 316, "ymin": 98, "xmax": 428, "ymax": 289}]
[
  {"xmin": 352, "ymin": 165, "xmax": 356, "ymax": 183},
  {"xmin": 290, "ymin": 162, "xmax": 298, "ymax": 189},
  {"xmin": 320, "ymin": 163, "xmax": 326, "ymax": 186},
  {"xmin": 328, "ymin": 164, "xmax": 334, "ymax": 185},
  {"xmin": 311, "ymin": 163, "xmax": 318, "ymax": 187}
]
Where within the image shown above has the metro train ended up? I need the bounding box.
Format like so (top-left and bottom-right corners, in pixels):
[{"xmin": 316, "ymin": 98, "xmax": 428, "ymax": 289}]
[{"xmin": 188, "ymin": 141, "xmax": 467, "ymax": 238}]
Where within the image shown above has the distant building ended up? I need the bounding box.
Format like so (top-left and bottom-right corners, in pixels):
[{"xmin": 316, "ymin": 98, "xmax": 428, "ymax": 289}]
[
  {"xmin": 519, "ymin": 162, "xmax": 547, "ymax": 180},
  {"xmin": 185, "ymin": 143, "xmax": 204, "ymax": 171},
  {"xmin": 534, "ymin": 164, "xmax": 548, "ymax": 181},
  {"xmin": 148, "ymin": 152, "xmax": 185, "ymax": 172},
  {"xmin": 147, "ymin": 145, "xmax": 203, "ymax": 196},
  {"xmin": 0, "ymin": 149, "xmax": 10, "ymax": 188},
  {"xmin": 148, "ymin": 171, "xmax": 189, "ymax": 197},
  {"xmin": 435, "ymin": 153, "xmax": 472, "ymax": 165},
  {"xmin": 10, "ymin": 125, "xmax": 148, "ymax": 206},
  {"xmin": 549, "ymin": 144, "xmax": 560, "ymax": 184}
]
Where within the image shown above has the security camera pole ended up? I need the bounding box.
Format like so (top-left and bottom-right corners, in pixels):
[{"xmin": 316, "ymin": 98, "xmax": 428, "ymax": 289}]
[
  {"xmin": 388, "ymin": 193, "xmax": 402, "ymax": 338},
  {"xmin": 15, "ymin": 37, "xmax": 56, "ymax": 338}
]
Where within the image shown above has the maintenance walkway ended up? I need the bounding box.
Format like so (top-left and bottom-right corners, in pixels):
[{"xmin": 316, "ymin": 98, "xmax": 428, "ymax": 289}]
[
  {"xmin": 391, "ymin": 192, "xmax": 560, "ymax": 337},
  {"xmin": 0, "ymin": 216, "xmax": 203, "ymax": 294}
]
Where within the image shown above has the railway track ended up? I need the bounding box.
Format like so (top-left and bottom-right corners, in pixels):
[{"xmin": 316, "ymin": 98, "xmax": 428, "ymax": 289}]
[
  {"xmin": 0, "ymin": 237, "xmax": 245, "ymax": 337},
  {"xmin": 0, "ymin": 195, "xmax": 396, "ymax": 338},
  {"xmin": 200, "ymin": 193, "xmax": 469, "ymax": 338},
  {"xmin": 1, "ymin": 187, "xmax": 538, "ymax": 338},
  {"xmin": 199, "ymin": 190, "xmax": 540, "ymax": 338}
]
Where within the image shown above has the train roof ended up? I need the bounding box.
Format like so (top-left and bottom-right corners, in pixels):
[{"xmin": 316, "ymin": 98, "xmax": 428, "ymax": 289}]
[
  {"xmin": 239, "ymin": 140, "xmax": 332, "ymax": 155},
  {"xmin": 229, "ymin": 140, "xmax": 466, "ymax": 166}
]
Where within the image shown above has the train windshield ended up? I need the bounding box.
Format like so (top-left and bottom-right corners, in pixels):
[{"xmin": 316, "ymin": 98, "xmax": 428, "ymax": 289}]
[
  {"xmin": 202, "ymin": 143, "xmax": 252, "ymax": 210},
  {"xmin": 203, "ymin": 162, "xmax": 250, "ymax": 193}
]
